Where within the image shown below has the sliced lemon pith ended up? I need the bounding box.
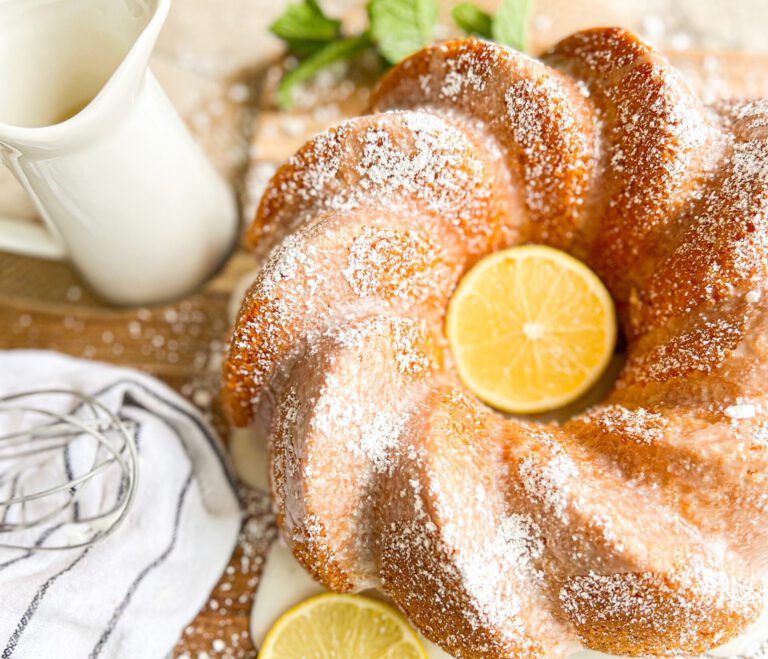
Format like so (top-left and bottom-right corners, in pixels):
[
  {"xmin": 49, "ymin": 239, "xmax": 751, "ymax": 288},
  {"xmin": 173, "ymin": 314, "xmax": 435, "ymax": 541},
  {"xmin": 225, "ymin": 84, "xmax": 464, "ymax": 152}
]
[
  {"xmin": 258, "ymin": 592, "xmax": 427, "ymax": 659},
  {"xmin": 446, "ymin": 245, "xmax": 617, "ymax": 414}
]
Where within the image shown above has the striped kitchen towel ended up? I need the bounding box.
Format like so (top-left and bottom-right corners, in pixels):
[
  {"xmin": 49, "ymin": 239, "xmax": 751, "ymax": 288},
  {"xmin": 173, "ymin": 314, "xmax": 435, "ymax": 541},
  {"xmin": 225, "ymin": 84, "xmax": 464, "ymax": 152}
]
[{"xmin": 0, "ymin": 351, "xmax": 241, "ymax": 659}]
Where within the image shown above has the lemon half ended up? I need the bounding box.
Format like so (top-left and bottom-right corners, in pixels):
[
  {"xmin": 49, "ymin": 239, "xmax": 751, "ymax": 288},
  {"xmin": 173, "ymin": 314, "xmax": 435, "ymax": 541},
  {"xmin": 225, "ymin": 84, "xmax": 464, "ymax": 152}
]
[
  {"xmin": 258, "ymin": 593, "xmax": 427, "ymax": 659},
  {"xmin": 447, "ymin": 245, "xmax": 617, "ymax": 414}
]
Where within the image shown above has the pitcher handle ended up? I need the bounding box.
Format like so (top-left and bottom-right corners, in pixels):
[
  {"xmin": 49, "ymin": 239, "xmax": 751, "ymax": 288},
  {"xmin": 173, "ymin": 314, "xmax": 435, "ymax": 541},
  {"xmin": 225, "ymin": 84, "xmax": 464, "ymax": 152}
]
[{"xmin": 0, "ymin": 216, "xmax": 66, "ymax": 260}]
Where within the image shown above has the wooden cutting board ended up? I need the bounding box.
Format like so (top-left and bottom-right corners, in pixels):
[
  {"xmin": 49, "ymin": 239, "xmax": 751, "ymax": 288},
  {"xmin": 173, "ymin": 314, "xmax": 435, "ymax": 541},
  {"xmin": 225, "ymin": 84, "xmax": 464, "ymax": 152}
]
[{"xmin": 1, "ymin": 46, "xmax": 768, "ymax": 659}]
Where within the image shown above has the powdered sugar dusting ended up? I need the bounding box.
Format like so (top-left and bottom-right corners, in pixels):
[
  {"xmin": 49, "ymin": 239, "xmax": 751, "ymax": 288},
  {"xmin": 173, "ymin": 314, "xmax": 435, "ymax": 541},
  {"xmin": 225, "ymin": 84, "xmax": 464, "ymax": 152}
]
[
  {"xmin": 313, "ymin": 371, "xmax": 404, "ymax": 472},
  {"xmin": 560, "ymin": 559, "xmax": 761, "ymax": 652},
  {"xmin": 505, "ymin": 76, "xmax": 579, "ymax": 217},
  {"xmin": 457, "ymin": 514, "xmax": 544, "ymax": 619},
  {"xmin": 438, "ymin": 50, "xmax": 488, "ymax": 101},
  {"xmin": 224, "ymin": 30, "xmax": 768, "ymax": 659},
  {"xmin": 251, "ymin": 110, "xmax": 495, "ymax": 253},
  {"xmin": 726, "ymin": 403, "xmax": 757, "ymax": 420},
  {"xmin": 582, "ymin": 405, "xmax": 668, "ymax": 445},
  {"xmin": 311, "ymin": 316, "xmax": 437, "ymax": 474},
  {"xmin": 342, "ymin": 227, "xmax": 448, "ymax": 303},
  {"xmin": 519, "ymin": 443, "xmax": 577, "ymax": 523},
  {"xmin": 627, "ymin": 317, "xmax": 743, "ymax": 384}
]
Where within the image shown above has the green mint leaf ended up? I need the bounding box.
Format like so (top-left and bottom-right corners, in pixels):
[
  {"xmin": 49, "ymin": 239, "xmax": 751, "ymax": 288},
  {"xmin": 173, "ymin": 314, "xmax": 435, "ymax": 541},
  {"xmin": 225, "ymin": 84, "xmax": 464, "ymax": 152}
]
[
  {"xmin": 282, "ymin": 38, "xmax": 329, "ymax": 58},
  {"xmin": 270, "ymin": 0, "xmax": 341, "ymax": 45},
  {"xmin": 452, "ymin": 3, "xmax": 493, "ymax": 39},
  {"xmin": 368, "ymin": 0, "xmax": 439, "ymax": 65},
  {"xmin": 492, "ymin": 0, "xmax": 533, "ymax": 51},
  {"xmin": 278, "ymin": 33, "xmax": 373, "ymax": 109}
]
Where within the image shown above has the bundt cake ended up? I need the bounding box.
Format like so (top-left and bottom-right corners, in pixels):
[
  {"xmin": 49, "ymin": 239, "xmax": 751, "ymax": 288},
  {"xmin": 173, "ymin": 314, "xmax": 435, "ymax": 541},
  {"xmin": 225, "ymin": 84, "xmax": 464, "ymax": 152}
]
[{"xmin": 223, "ymin": 28, "xmax": 768, "ymax": 658}]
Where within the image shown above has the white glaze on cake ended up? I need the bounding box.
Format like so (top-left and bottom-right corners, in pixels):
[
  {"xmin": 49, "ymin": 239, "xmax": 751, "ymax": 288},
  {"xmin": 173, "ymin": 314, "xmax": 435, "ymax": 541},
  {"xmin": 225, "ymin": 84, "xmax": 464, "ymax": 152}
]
[{"xmin": 226, "ymin": 30, "xmax": 768, "ymax": 658}]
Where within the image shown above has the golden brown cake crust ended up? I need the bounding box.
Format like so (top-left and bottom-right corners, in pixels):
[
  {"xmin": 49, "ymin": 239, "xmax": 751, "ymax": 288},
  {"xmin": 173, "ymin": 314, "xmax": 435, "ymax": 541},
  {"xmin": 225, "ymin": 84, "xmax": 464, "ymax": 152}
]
[{"xmin": 223, "ymin": 28, "xmax": 768, "ymax": 658}]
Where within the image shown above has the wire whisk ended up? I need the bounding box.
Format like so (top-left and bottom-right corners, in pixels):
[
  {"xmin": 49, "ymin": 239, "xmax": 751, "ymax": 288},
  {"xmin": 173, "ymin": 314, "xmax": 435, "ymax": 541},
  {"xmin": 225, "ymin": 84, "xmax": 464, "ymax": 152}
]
[{"xmin": 0, "ymin": 389, "xmax": 138, "ymax": 552}]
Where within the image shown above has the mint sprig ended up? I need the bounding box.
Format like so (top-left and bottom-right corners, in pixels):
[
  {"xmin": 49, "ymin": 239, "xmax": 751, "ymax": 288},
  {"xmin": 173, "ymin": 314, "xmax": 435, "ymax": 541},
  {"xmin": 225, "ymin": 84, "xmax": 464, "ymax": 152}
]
[
  {"xmin": 270, "ymin": 0, "xmax": 341, "ymax": 57},
  {"xmin": 492, "ymin": 0, "xmax": 533, "ymax": 51},
  {"xmin": 454, "ymin": 0, "xmax": 533, "ymax": 51},
  {"xmin": 278, "ymin": 33, "xmax": 373, "ymax": 109},
  {"xmin": 451, "ymin": 3, "xmax": 493, "ymax": 40},
  {"xmin": 271, "ymin": 0, "xmax": 532, "ymax": 109},
  {"xmin": 368, "ymin": 0, "xmax": 439, "ymax": 65}
]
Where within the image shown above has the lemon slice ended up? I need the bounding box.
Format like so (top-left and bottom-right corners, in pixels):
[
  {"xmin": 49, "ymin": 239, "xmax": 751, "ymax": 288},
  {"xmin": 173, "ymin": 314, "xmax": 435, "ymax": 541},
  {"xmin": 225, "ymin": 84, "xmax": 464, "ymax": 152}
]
[
  {"xmin": 447, "ymin": 245, "xmax": 616, "ymax": 414},
  {"xmin": 258, "ymin": 593, "xmax": 427, "ymax": 659}
]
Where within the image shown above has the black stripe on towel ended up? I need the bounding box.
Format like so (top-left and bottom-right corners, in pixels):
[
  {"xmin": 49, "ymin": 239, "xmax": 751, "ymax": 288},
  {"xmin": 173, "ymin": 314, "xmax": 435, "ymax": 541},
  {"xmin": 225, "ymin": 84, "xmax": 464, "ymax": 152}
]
[
  {"xmin": 114, "ymin": 379, "xmax": 237, "ymax": 491},
  {"xmin": 0, "ymin": 523, "xmax": 66, "ymax": 572},
  {"xmin": 1, "ymin": 547, "xmax": 91, "ymax": 658},
  {"xmin": 89, "ymin": 472, "xmax": 193, "ymax": 659}
]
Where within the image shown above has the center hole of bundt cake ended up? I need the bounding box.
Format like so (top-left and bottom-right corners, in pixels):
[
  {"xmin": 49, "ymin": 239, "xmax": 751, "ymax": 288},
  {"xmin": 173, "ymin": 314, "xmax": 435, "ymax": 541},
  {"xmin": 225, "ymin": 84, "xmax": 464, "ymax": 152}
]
[{"xmin": 446, "ymin": 245, "xmax": 619, "ymax": 419}]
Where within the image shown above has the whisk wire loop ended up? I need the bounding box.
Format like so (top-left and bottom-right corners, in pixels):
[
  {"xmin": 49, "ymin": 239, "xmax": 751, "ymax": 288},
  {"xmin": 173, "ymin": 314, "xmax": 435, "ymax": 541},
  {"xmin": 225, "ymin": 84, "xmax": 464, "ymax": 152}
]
[{"xmin": 0, "ymin": 388, "xmax": 139, "ymax": 552}]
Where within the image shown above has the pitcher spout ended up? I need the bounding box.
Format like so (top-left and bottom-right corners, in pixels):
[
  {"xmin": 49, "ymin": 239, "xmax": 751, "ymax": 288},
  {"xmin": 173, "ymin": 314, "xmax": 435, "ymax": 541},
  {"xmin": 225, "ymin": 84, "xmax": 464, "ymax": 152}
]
[
  {"xmin": 0, "ymin": 0, "xmax": 171, "ymax": 145},
  {"xmin": 111, "ymin": 0, "xmax": 172, "ymax": 98}
]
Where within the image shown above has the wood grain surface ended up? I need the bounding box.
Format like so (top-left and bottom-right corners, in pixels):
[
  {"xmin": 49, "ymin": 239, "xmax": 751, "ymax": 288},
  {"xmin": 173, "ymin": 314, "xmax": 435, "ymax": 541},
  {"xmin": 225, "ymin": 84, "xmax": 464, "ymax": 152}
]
[{"xmin": 2, "ymin": 43, "xmax": 768, "ymax": 658}]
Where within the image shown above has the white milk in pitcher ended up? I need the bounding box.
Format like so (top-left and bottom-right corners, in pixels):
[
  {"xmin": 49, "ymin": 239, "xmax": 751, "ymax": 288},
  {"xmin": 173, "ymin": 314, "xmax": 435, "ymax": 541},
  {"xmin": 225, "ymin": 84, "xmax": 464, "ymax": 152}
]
[{"xmin": 0, "ymin": 0, "xmax": 150, "ymax": 128}]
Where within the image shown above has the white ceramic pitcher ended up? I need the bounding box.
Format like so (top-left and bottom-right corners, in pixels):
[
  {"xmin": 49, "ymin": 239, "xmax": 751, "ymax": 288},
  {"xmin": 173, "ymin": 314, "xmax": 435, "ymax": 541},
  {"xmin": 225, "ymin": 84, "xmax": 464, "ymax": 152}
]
[{"xmin": 0, "ymin": 0, "xmax": 238, "ymax": 305}]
